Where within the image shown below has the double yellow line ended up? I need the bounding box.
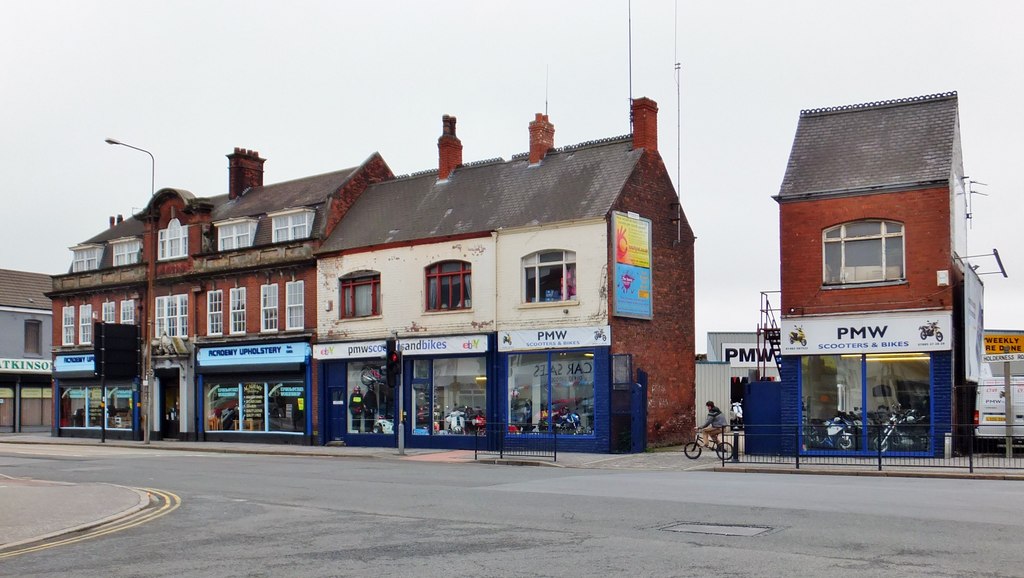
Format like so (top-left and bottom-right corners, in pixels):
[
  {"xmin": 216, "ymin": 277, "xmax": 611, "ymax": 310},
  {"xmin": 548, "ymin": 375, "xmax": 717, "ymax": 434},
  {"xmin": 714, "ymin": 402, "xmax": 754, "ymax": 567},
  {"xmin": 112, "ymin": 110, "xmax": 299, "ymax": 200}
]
[{"xmin": 0, "ymin": 487, "xmax": 180, "ymax": 559}]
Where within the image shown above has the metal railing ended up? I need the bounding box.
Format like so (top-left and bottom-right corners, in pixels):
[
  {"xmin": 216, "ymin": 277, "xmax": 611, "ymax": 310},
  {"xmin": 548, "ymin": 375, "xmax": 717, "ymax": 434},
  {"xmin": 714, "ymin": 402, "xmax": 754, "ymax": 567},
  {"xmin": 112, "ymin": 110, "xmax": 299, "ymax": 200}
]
[
  {"xmin": 473, "ymin": 422, "xmax": 557, "ymax": 462},
  {"xmin": 721, "ymin": 424, "xmax": 1024, "ymax": 473}
]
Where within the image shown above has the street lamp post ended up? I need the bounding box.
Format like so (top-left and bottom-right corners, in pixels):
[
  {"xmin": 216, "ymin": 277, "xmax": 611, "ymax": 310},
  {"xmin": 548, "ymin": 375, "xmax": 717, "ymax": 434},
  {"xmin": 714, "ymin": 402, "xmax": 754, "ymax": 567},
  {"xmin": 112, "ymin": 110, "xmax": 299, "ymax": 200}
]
[{"xmin": 106, "ymin": 138, "xmax": 155, "ymax": 445}]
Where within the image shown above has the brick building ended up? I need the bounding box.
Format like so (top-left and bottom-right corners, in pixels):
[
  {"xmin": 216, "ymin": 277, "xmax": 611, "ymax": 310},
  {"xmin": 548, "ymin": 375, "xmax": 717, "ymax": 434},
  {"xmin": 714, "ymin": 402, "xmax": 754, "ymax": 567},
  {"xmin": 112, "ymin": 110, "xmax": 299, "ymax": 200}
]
[
  {"xmin": 49, "ymin": 149, "xmax": 392, "ymax": 443},
  {"xmin": 774, "ymin": 92, "xmax": 966, "ymax": 454},
  {"xmin": 314, "ymin": 97, "xmax": 696, "ymax": 451}
]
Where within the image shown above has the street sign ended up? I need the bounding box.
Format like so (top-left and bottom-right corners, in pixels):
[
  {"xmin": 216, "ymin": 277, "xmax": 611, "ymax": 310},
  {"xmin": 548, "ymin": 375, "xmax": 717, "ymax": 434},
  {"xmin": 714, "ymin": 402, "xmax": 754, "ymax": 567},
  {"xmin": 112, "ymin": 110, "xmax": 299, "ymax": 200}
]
[{"xmin": 983, "ymin": 333, "xmax": 1024, "ymax": 363}]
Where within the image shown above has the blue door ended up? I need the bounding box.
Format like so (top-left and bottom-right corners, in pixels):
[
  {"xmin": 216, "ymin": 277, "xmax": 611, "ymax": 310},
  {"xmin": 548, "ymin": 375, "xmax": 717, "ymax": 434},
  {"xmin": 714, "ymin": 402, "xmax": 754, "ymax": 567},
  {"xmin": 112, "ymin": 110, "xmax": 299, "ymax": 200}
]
[{"xmin": 327, "ymin": 386, "xmax": 346, "ymax": 441}]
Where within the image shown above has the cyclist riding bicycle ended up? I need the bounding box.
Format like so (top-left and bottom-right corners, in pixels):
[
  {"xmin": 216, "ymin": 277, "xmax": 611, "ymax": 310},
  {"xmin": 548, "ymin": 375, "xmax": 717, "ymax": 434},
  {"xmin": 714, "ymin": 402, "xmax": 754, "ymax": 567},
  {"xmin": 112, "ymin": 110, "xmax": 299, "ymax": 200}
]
[{"xmin": 697, "ymin": 401, "xmax": 727, "ymax": 446}]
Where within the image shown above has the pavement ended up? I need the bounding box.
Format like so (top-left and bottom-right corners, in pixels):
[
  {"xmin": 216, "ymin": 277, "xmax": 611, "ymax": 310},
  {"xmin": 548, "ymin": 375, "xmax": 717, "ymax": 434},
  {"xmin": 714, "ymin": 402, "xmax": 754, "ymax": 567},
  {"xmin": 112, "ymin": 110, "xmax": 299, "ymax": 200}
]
[{"xmin": 1, "ymin": 432, "xmax": 1021, "ymax": 552}]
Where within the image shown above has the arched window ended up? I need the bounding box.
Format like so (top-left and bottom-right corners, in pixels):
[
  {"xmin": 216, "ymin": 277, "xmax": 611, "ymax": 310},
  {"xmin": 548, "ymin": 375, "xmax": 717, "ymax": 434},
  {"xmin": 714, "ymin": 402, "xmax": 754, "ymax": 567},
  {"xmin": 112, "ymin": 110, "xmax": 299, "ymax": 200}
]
[
  {"xmin": 523, "ymin": 250, "xmax": 577, "ymax": 302},
  {"xmin": 823, "ymin": 220, "xmax": 904, "ymax": 285},
  {"xmin": 158, "ymin": 218, "xmax": 188, "ymax": 260},
  {"xmin": 425, "ymin": 261, "xmax": 471, "ymax": 311},
  {"xmin": 340, "ymin": 271, "xmax": 381, "ymax": 318}
]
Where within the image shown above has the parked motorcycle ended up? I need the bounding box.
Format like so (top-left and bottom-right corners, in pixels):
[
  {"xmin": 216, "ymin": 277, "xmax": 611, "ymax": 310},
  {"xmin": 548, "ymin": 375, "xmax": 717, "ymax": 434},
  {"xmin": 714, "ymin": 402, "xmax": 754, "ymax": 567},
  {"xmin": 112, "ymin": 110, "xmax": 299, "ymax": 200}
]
[
  {"xmin": 730, "ymin": 400, "xmax": 744, "ymax": 430},
  {"xmin": 444, "ymin": 408, "xmax": 466, "ymax": 434},
  {"xmin": 373, "ymin": 415, "xmax": 394, "ymax": 434},
  {"xmin": 552, "ymin": 407, "xmax": 581, "ymax": 434},
  {"xmin": 871, "ymin": 405, "xmax": 929, "ymax": 452},
  {"xmin": 808, "ymin": 410, "xmax": 860, "ymax": 450},
  {"xmin": 919, "ymin": 320, "xmax": 944, "ymax": 342}
]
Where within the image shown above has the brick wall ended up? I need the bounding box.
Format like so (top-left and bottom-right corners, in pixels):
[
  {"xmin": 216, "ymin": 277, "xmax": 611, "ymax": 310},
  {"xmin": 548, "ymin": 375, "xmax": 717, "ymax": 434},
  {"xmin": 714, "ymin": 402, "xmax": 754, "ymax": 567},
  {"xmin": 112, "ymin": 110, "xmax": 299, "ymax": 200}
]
[
  {"xmin": 779, "ymin": 186, "xmax": 954, "ymax": 316},
  {"xmin": 610, "ymin": 151, "xmax": 696, "ymax": 446}
]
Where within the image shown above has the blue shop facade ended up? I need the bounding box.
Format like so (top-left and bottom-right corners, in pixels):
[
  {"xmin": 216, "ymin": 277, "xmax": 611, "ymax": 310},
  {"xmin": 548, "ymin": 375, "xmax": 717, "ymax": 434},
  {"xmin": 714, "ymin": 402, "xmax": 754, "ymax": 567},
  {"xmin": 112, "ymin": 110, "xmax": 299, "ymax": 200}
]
[
  {"xmin": 779, "ymin": 311, "xmax": 953, "ymax": 456},
  {"xmin": 196, "ymin": 340, "xmax": 313, "ymax": 444},
  {"xmin": 315, "ymin": 325, "xmax": 620, "ymax": 453},
  {"xmin": 54, "ymin": 352, "xmax": 139, "ymax": 440}
]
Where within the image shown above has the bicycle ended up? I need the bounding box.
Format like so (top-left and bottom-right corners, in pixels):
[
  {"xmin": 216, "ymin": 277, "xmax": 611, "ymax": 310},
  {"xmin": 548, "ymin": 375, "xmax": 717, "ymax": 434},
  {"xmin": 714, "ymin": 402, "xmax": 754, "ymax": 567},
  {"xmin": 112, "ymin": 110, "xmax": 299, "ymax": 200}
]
[{"xmin": 683, "ymin": 428, "xmax": 733, "ymax": 460}]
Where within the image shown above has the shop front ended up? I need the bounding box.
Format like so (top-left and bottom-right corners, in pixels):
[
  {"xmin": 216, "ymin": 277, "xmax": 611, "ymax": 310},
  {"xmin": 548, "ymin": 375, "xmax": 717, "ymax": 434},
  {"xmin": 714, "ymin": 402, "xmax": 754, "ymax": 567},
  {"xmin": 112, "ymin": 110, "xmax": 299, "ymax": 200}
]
[
  {"xmin": 316, "ymin": 334, "xmax": 492, "ymax": 449},
  {"xmin": 780, "ymin": 312, "xmax": 953, "ymax": 456},
  {"xmin": 196, "ymin": 341, "xmax": 312, "ymax": 444},
  {"xmin": 498, "ymin": 326, "xmax": 610, "ymax": 453},
  {"xmin": 54, "ymin": 352, "xmax": 137, "ymax": 440},
  {"xmin": 0, "ymin": 358, "xmax": 53, "ymax": 433}
]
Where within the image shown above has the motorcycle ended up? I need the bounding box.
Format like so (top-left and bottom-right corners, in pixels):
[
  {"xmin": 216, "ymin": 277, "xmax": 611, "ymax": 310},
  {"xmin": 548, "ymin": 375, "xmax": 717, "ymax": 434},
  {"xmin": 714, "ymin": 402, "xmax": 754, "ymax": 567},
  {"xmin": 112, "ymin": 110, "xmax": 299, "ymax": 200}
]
[
  {"xmin": 811, "ymin": 410, "xmax": 860, "ymax": 450},
  {"xmin": 871, "ymin": 405, "xmax": 928, "ymax": 452},
  {"xmin": 919, "ymin": 321, "xmax": 944, "ymax": 342},
  {"xmin": 444, "ymin": 408, "xmax": 466, "ymax": 434},
  {"xmin": 373, "ymin": 415, "xmax": 394, "ymax": 434},
  {"xmin": 730, "ymin": 400, "xmax": 744, "ymax": 430},
  {"xmin": 789, "ymin": 326, "xmax": 807, "ymax": 346},
  {"xmin": 552, "ymin": 407, "xmax": 581, "ymax": 434}
]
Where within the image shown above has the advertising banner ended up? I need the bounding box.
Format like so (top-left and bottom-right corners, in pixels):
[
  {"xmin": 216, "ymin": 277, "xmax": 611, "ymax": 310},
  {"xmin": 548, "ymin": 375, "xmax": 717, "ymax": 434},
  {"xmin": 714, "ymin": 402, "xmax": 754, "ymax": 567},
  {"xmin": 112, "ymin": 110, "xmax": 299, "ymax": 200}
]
[
  {"xmin": 498, "ymin": 326, "xmax": 610, "ymax": 351},
  {"xmin": 198, "ymin": 342, "xmax": 309, "ymax": 367},
  {"xmin": 313, "ymin": 335, "xmax": 488, "ymax": 360},
  {"xmin": 611, "ymin": 211, "xmax": 653, "ymax": 319},
  {"xmin": 780, "ymin": 313, "xmax": 953, "ymax": 354}
]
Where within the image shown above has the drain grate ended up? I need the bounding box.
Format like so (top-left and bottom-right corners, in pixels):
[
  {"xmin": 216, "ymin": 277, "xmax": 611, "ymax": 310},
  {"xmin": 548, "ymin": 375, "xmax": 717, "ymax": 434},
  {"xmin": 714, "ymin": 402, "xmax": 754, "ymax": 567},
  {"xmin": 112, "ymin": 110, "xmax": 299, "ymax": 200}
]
[{"xmin": 662, "ymin": 522, "xmax": 772, "ymax": 537}]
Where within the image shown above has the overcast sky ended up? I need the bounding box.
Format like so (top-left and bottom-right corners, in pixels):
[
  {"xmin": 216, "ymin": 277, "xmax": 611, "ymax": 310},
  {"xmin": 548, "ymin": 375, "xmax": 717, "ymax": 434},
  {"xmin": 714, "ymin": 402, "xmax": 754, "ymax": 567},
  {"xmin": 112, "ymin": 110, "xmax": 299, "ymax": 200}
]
[{"xmin": 2, "ymin": 1, "xmax": 1021, "ymax": 352}]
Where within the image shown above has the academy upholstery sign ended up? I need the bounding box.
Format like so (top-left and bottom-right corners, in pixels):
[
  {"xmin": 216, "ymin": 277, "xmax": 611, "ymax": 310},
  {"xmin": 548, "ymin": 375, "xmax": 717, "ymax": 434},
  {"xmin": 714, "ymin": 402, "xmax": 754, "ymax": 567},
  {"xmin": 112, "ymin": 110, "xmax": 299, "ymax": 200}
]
[{"xmin": 612, "ymin": 211, "xmax": 653, "ymax": 319}]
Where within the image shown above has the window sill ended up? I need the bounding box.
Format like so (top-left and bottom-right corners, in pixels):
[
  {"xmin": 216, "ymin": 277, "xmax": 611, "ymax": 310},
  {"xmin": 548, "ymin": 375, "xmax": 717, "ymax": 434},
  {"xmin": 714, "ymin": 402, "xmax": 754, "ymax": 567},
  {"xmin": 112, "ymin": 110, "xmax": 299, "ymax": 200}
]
[
  {"xmin": 157, "ymin": 255, "xmax": 189, "ymax": 262},
  {"xmin": 519, "ymin": 300, "xmax": 580, "ymax": 309},
  {"xmin": 822, "ymin": 279, "xmax": 907, "ymax": 290},
  {"xmin": 423, "ymin": 308, "xmax": 472, "ymax": 315},
  {"xmin": 338, "ymin": 314, "xmax": 383, "ymax": 322}
]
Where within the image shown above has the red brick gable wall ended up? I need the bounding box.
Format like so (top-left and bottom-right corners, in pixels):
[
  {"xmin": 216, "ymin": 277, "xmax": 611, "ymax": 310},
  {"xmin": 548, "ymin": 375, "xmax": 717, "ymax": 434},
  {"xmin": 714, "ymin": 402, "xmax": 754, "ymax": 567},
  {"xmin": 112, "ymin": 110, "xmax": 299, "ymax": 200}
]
[
  {"xmin": 610, "ymin": 151, "xmax": 696, "ymax": 446},
  {"xmin": 779, "ymin": 186, "xmax": 955, "ymax": 316},
  {"xmin": 322, "ymin": 154, "xmax": 394, "ymax": 239}
]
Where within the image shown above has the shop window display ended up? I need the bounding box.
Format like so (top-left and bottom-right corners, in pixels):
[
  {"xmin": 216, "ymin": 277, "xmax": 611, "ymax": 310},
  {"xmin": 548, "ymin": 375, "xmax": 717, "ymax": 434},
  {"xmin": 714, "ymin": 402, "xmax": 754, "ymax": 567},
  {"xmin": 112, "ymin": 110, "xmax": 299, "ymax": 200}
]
[
  {"xmin": 507, "ymin": 351, "xmax": 595, "ymax": 435},
  {"xmin": 104, "ymin": 386, "xmax": 133, "ymax": 429},
  {"xmin": 205, "ymin": 379, "xmax": 306, "ymax": 433},
  {"xmin": 410, "ymin": 356, "xmax": 487, "ymax": 435},
  {"xmin": 801, "ymin": 353, "xmax": 931, "ymax": 451},
  {"xmin": 346, "ymin": 362, "xmax": 394, "ymax": 434},
  {"xmin": 59, "ymin": 385, "xmax": 105, "ymax": 428}
]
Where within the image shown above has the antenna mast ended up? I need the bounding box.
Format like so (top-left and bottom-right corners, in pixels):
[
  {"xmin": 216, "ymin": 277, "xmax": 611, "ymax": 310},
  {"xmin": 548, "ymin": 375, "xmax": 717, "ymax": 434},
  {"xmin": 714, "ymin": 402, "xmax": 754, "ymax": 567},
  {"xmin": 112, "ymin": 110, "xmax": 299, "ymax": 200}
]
[{"xmin": 628, "ymin": 0, "xmax": 633, "ymax": 132}]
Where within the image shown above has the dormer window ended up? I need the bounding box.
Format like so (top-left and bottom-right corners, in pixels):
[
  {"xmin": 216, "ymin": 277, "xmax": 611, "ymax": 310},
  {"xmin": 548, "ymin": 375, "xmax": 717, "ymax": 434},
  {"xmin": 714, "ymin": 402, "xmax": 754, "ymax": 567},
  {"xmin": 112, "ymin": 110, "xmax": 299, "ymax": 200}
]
[
  {"xmin": 71, "ymin": 245, "xmax": 102, "ymax": 272},
  {"xmin": 111, "ymin": 238, "xmax": 141, "ymax": 266},
  {"xmin": 271, "ymin": 209, "xmax": 314, "ymax": 243},
  {"xmin": 216, "ymin": 219, "xmax": 257, "ymax": 251},
  {"xmin": 158, "ymin": 218, "xmax": 188, "ymax": 260}
]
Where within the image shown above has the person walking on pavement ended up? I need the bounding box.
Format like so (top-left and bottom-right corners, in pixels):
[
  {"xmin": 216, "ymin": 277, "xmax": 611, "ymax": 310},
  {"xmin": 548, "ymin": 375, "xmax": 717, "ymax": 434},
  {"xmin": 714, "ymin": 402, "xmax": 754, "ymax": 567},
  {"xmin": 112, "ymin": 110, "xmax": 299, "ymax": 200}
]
[{"xmin": 698, "ymin": 401, "xmax": 727, "ymax": 446}]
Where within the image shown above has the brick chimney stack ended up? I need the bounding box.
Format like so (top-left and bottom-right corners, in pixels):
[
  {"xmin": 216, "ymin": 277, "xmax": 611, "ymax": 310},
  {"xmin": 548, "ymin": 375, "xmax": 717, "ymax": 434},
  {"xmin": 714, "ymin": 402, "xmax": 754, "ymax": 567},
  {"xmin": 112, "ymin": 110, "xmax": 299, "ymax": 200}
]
[
  {"xmin": 631, "ymin": 97, "xmax": 658, "ymax": 153},
  {"xmin": 437, "ymin": 115, "xmax": 463, "ymax": 180},
  {"xmin": 227, "ymin": 147, "xmax": 266, "ymax": 200},
  {"xmin": 528, "ymin": 113, "xmax": 555, "ymax": 164}
]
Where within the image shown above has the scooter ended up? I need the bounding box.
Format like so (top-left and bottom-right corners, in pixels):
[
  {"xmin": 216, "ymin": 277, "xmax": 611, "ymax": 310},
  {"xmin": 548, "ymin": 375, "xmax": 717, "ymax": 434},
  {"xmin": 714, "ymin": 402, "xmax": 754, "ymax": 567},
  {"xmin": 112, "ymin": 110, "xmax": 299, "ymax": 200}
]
[
  {"xmin": 373, "ymin": 415, "xmax": 394, "ymax": 434},
  {"xmin": 445, "ymin": 408, "xmax": 466, "ymax": 434},
  {"xmin": 730, "ymin": 401, "xmax": 744, "ymax": 429},
  {"xmin": 789, "ymin": 326, "xmax": 807, "ymax": 346}
]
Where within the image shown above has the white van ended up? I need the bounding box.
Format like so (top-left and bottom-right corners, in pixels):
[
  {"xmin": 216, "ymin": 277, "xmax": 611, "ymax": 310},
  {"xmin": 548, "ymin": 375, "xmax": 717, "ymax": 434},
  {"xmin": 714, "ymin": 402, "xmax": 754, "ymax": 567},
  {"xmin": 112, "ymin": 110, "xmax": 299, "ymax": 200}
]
[{"xmin": 975, "ymin": 377, "xmax": 1024, "ymax": 439}]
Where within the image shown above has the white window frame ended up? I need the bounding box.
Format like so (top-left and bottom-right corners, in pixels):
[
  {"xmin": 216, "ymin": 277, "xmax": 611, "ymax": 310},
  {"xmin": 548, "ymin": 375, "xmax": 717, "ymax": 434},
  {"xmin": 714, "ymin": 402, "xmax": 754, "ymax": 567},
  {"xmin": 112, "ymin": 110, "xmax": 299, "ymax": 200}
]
[
  {"xmin": 79, "ymin": 304, "xmax": 93, "ymax": 344},
  {"xmin": 229, "ymin": 287, "xmax": 246, "ymax": 335},
  {"xmin": 207, "ymin": 290, "xmax": 224, "ymax": 336},
  {"xmin": 522, "ymin": 250, "xmax": 577, "ymax": 303},
  {"xmin": 158, "ymin": 219, "xmax": 189, "ymax": 260},
  {"xmin": 155, "ymin": 294, "xmax": 188, "ymax": 338},
  {"xmin": 62, "ymin": 306, "xmax": 75, "ymax": 345},
  {"xmin": 823, "ymin": 220, "xmax": 905, "ymax": 285},
  {"xmin": 216, "ymin": 220, "xmax": 257, "ymax": 251},
  {"xmin": 271, "ymin": 209, "xmax": 314, "ymax": 243},
  {"xmin": 111, "ymin": 239, "xmax": 141, "ymax": 266},
  {"xmin": 120, "ymin": 300, "xmax": 135, "ymax": 325},
  {"xmin": 261, "ymin": 284, "xmax": 279, "ymax": 333},
  {"xmin": 102, "ymin": 301, "xmax": 116, "ymax": 323},
  {"xmin": 286, "ymin": 281, "xmax": 304, "ymax": 330},
  {"xmin": 71, "ymin": 245, "xmax": 102, "ymax": 272}
]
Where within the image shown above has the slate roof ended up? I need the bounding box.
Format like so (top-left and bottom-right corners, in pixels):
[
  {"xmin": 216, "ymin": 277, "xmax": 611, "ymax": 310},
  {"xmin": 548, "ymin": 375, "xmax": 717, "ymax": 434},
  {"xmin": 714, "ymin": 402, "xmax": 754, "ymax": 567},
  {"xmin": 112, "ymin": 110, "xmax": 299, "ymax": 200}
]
[
  {"xmin": 320, "ymin": 136, "xmax": 641, "ymax": 252},
  {"xmin": 778, "ymin": 92, "xmax": 959, "ymax": 198},
  {"xmin": 0, "ymin": 269, "xmax": 52, "ymax": 310}
]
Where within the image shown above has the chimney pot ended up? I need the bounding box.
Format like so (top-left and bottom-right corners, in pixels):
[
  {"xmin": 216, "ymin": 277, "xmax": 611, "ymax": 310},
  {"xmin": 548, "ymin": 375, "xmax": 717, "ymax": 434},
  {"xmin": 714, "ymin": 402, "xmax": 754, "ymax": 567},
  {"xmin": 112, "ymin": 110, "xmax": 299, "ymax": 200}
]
[
  {"xmin": 116, "ymin": 214, "xmax": 124, "ymax": 224},
  {"xmin": 438, "ymin": 115, "xmax": 463, "ymax": 180},
  {"xmin": 529, "ymin": 113, "xmax": 555, "ymax": 164}
]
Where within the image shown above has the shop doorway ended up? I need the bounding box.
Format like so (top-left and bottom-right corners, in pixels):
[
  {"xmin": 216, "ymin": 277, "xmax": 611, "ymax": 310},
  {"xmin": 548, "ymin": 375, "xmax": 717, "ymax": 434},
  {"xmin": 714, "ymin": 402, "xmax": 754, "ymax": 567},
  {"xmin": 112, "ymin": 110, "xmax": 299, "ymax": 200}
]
[
  {"xmin": 158, "ymin": 371, "xmax": 180, "ymax": 440},
  {"xmin": 327, "ymin": 386, "xmax": 347, "ymax": 441}
]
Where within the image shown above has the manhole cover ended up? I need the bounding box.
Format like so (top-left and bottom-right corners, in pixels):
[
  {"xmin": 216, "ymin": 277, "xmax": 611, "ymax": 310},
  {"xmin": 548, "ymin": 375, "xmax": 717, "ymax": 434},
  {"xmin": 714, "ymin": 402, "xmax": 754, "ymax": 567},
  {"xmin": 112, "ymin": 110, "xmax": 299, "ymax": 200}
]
[{"xmin": 662, "ymin": 522, "xmax": 771, "ymax": 537}]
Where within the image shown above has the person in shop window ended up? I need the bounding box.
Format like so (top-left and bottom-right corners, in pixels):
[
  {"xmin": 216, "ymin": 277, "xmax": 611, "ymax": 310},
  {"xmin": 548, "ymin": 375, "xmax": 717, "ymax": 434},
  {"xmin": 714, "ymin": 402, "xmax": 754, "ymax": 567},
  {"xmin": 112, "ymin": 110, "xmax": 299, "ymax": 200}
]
[{"xmin": 221, "ymin": 406, "xmax": 237, "ymax": 430}]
